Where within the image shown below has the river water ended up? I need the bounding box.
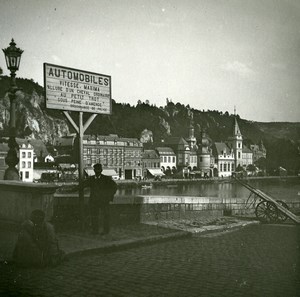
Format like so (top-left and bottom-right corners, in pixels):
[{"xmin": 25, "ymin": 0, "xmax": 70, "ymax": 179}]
[{"xmin": 117, "ymin": 178, "xmax": 300, "ymax": 203}]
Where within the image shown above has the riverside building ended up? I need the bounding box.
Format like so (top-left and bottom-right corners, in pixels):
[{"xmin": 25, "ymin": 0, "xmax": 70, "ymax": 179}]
[
  {"xmin": 54, "ymin": 134, "xmax": 143, "ymax": 180},
  {"xmin": 19, "ymin": 143, "xmax": 34, "ymax": 182}
]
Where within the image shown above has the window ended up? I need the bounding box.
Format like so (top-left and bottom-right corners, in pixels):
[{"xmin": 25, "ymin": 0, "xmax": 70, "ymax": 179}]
[
  {"xmin": 25, "ymin": 171, "xmax": 29, "ymax": 178},
  {"xmin": 28, "ymin": 152, "xmax": 32, "ymax": 158},
  {"xmin": 168, "ymin": 156, "xmax": 170, "ymax": 162},
  {"xmin": 87, "ymin": 148, "xmax": 92, "ymax": 155},
  {"xmin": 220, "ymin": 163, "xmax": 223, "ymax": 172},
  {"xmin": 28, "ymin": 161, "xmax": 31, "ymax": 168},
  {"xmin": 22, "ymin": 161, "xmax": 26, "ymax": 168},
  {"xmin": 172, "ymin": 156, "xmax": 175, "ymax": 163},
  {"xmin": 238, "ymin": 152, "xmax": 241, "ymax": 158},
  {"xmin": 224, "ymin": 163, "xmax": 227, "ymax": 171},
  {"xmin": 22, "ymin": 152, "xmax": 26, "ymax": 158}
]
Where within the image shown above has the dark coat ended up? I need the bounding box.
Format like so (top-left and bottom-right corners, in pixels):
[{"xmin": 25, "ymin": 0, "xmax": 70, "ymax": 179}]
[
  {"xmin": 84, "ymin": 174, "xmax": 117, "ymax": 206},
  {"xmin": 13, "ymin": 220, "xmax": 65, "ymax": 267}
]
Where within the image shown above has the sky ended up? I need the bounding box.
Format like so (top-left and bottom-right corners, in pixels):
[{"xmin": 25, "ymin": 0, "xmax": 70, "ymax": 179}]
[{"xmin": 1, "ymin": 0, "xmax": 300, "ymax": 122}]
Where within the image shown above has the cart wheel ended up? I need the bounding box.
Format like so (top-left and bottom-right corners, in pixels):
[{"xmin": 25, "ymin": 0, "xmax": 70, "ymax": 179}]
[
  {"xmin": 255, "ymin": 201, "xmax": 278, "ymax": 223},
  {"xmin": 276, "ymin": 200, "xmax": 289, "ymax": 222}
]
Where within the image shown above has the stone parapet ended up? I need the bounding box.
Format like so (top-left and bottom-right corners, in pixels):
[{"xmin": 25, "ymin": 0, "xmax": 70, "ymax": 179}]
[
  {"xmin": 53, "ymin": 193, "xmax": 300, "ymax": 227},
  {"xmin": 53, "ymin": 194, "xmax": 226, "ymax": 226},
  {"xmin": 0, "ymin": 180, "xmax": 58, "ymax": 223}
]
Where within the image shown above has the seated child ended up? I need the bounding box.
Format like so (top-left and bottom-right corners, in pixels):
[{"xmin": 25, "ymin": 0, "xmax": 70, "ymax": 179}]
[{"xmin": 13, "ymin": 209, "xmax": 65, "ymax": 267}]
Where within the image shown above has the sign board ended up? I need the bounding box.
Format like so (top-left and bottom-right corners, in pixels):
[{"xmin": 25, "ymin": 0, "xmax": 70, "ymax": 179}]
[{"xmin": 44, "ymin": 63, "xmax": 111, "ymax": 114}]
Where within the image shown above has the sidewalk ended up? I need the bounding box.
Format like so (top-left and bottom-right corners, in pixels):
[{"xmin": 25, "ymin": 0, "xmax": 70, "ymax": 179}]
[{"xmin": 0, "ymin": 216, "xmax": 258, "ymax": 263}]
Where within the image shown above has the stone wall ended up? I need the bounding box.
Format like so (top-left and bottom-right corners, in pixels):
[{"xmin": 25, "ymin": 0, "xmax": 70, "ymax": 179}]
[
  {"xmin": 53, "ymin": 194, "xmax": 300, "ymax": 227},
  {"xmin": 0, "ymin": 181, "xmax": 58, "ymax": 223},
  {"xmin": 52, "ymin": 195, "xmax": 231, "ymax": 227},
  {"xmin": 1, "ymin": 187, "xmax": 299, "ymax": 227}
]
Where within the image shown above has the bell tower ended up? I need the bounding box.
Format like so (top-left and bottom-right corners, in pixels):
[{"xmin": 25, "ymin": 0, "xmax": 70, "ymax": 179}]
[
  {"xmin": 232, "ymin": 117, "xmax": 243, "ymax": 169},
  {"xmin": 187, "ymin": 112, "xmax": 197, "ymax": 149}
]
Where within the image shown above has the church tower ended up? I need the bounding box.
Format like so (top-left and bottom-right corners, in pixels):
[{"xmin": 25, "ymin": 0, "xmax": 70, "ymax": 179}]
[
  {"xmin": 231, "ymin": 117, "xmax": 243, "ymax": 169},
  {"xmin": 187, "ymin": 113, "xmax": 197, "ymax": 149}
]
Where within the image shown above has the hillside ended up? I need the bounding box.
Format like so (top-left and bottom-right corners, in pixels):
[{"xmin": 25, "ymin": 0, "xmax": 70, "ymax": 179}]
[
  {"xmin": 0, "ymin": 76, "xmax": 69, "ymax": 143},
  {"xmin": 0, "ymin": 77, "xmax": 299, "ymax": 174}
]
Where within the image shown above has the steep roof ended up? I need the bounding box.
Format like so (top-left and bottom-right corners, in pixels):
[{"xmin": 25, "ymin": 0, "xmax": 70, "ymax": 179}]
[
  {"xmin": 213, "ymin": 142, "xmax": 232, "ymax": 156},
  {"xmin": 234, "ymin": 117, "xmax": 242, "ymax": 136},
  {"xmin": 164, "ymin": 137, "xmax": 188, "ymax": 146},
  {"xmin": 155, "ymin": 147, "xmax": 176, "ymax": 155},
  {"xmin": 83, "ymin": 134, "xmax": 140, "ymax": 143},
  {"xmin": 54, "ymin": 134, "xmax": 142, "ymax": 147},
  {"xmin": 242, "ymin": 146, "xmax": 252, "ymax": 153},
  {"xmin": 142, "ymin": 149, "xmax": 159, "ymax": 159}
]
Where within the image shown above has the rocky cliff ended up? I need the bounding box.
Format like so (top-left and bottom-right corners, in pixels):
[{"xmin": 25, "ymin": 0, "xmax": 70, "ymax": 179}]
[{"xmin": 0, "ymin": 76, "xmax": 69, "ymax": 143}]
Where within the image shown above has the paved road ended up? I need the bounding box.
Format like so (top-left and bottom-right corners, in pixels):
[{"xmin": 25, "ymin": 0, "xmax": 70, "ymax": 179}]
[{"xmin": 1, "ymin": 224, "xmax": 299, "ymax": 297}]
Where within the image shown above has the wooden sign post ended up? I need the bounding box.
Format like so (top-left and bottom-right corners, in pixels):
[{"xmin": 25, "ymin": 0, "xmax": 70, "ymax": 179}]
[
  {"xmin": 44, "ymin": 63, "xmax": 112, "ymax": 228},
  {"xmin": 63, "ymin": 111, "xmax": 97, "ymax": 226}
]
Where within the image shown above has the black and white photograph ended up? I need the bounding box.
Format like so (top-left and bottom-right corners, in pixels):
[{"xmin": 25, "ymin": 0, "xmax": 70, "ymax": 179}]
[{"xmin": 0, "ymin": 0, "xmax": 299, "ymax": 296}]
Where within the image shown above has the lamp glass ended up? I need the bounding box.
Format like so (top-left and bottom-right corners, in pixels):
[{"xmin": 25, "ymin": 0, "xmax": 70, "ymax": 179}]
[{"xmin": 2, "ymin": 39, "xmax": 23, "ymax": 72}]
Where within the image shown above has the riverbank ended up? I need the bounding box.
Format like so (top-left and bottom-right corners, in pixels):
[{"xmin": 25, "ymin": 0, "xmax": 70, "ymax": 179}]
[{"xmin": 116, "ymin": 175, "xmax": 299, "ymax": 189}]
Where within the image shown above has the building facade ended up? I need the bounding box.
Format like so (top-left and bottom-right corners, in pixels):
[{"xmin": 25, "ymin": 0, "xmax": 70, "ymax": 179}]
[
  {"xmin": 19, "ymin": 143, "xmax": 34, "ymax": 182},
  {"xmin": 55, "ymin": 134, "xmax": 143, "ymax": 180},
  {"xmin": 142, "ymin": 149, "xmax": 164, "ymax": 178},
  {"xmin": 242, "ymin": 146, "xmax": 253, "ymax": 167},
  {"xmin": 250, "ymin": 141, "xmax": 267, "ymax": 163},
  {"xmin": 155, "ymin": 147, "xmax": 177, "ymax": 174},
  {"xmin": 212, "ymin": 142, "xmax": 235, "ymax": 177},
  {"xmin": 52, "ymin": 118, "xmax": 266, "ymax": 180}
]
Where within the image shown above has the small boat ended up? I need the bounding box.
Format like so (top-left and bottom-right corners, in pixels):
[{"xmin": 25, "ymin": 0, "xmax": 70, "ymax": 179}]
[{"xmin": 141, "ymin": 184, "xmax": 152, "ymax": 189}]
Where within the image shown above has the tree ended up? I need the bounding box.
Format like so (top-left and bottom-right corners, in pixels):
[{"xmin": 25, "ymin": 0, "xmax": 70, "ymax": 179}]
[
  {"xmin": 246, "ymin": 164, "xmax": 256, "ymax": 174},
  {"xmin": 235, "ymin": 164, "xmax": 244, "ymax": 172},
  {"xmin": 255, "ymin": 157, "xmax": 266, "ymax": 171}
]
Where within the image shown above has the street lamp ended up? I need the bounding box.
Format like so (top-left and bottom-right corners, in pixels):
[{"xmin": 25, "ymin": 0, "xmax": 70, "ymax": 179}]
[{"xmin": 2, "ymin": 39, "xmax": 23, "ymax": 180}]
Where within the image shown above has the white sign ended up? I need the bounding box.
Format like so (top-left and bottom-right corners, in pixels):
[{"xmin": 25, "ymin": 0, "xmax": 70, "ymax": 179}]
[{"xmin": 44, "ymin": 63, "xmax": 111, "ymax": 114}]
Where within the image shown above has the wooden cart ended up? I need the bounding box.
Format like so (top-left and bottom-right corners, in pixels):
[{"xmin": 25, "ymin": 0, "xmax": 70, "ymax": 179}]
[{"xmin": 235, "ymin": 178, "xmax": 300, "ymax": 224}]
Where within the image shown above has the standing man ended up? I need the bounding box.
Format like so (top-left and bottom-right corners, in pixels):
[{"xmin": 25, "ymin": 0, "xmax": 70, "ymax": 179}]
[{"xmin": 83, "ymin": 163, "xmax": 117, "ymax": 235}]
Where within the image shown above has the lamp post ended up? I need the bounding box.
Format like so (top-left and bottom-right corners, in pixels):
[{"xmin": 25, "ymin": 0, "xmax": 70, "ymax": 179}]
[{"xmin": 2, "ymin": 39, "xmax": 23, "ymax": 180}]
